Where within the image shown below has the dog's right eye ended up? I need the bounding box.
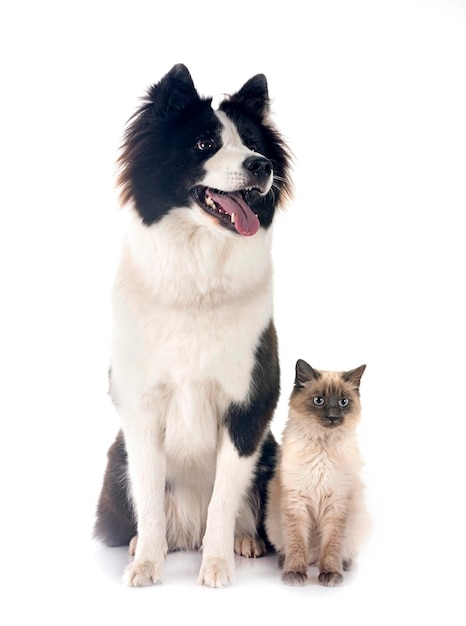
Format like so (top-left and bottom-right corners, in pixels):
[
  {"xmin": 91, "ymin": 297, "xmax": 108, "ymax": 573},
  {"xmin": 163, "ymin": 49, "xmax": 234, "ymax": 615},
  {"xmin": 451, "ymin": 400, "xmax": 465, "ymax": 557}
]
[
  {"xmin": 197, "ymin": 138, "xmax": 215, "ymax": 150},
  {"xmin": 313, "ymin": 397, "xmax": 325, "ymax": 406}
]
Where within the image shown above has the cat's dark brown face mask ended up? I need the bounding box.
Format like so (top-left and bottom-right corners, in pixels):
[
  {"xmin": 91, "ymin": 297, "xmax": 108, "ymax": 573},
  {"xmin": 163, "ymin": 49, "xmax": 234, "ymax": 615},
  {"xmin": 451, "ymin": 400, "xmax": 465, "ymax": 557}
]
[
  {"xmin": 311, "ymin": 391, "xmax": 349, "ymax": 427},
  {"xmin": 290, "ymin": 359, "xmax": 366, "ymax": 432}
]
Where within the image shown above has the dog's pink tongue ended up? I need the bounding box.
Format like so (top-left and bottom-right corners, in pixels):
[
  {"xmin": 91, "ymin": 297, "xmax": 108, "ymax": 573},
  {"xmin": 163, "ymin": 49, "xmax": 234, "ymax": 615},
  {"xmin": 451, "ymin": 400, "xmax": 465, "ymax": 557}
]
[{"xmin": 208, "ymin": 190, "xmax": 260, "ymax": 236}]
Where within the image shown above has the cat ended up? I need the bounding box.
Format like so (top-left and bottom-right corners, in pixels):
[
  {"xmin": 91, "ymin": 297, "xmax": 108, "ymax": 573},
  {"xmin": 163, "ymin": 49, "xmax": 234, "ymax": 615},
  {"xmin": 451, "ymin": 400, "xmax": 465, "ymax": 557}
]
[{"xmin": 265, "ymin": 359, "xmax": 370, "ymax": 586}]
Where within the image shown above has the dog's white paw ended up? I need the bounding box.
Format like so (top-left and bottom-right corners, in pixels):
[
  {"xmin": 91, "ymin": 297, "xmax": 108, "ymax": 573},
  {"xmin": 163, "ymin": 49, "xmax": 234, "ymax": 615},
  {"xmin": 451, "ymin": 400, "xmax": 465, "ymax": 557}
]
[
  {"xmin": 198, "ymin": 557, "xmax": 234, "ymax": 588},
  {"xmin": 124, "ymin": 558, "xmax": 164, "ymax": 587},
  {"xmin": 234, "ymin": 536, "xmax": 266, "ymax": 558},
  {"xmin": 128, "ymin": 535, "xmax": 138, "ymax": 556}
]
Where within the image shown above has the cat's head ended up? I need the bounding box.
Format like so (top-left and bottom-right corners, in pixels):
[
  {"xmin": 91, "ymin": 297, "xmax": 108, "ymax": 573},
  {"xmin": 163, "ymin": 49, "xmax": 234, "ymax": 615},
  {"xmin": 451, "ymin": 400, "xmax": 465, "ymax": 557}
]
[{"xmin": 289, "ymin": 359, "xmax": 366, "ymax": 432}]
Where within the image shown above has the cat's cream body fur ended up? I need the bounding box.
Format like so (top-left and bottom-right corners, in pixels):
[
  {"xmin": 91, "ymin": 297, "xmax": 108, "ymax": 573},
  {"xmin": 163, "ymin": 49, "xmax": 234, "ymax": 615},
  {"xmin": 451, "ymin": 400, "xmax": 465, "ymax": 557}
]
[{"xmin": 265, "ymin": 362, "xmax": 370, "ymax": 586}]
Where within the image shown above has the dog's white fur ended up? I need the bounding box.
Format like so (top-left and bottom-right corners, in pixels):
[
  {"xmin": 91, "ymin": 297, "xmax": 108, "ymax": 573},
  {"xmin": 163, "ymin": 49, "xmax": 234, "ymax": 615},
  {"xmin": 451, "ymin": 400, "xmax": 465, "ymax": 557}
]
[{"xmin": 110, "ymin": 112, "xmax": 275, "ymax": 587}]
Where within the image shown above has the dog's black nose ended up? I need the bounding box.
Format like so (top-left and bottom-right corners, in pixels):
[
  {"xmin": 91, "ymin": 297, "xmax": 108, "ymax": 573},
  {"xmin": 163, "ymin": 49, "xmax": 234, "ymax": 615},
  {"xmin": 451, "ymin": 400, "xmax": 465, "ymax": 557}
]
[{"xmin": 244, "ymin": 155, "xmax": 272, "ymax": 179}]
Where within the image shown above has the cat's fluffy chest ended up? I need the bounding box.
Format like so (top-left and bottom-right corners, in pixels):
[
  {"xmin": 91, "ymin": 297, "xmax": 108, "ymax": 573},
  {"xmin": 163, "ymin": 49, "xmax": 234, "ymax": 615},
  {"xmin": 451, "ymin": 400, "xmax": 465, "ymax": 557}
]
[{"xmin": 279, "ymin": 423, "xmax": 361, "ymax": 505}]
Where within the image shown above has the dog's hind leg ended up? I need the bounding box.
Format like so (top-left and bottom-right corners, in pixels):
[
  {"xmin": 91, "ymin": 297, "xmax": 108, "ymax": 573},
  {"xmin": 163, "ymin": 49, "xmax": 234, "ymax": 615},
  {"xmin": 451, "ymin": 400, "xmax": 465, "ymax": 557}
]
[
  {"xmin": 234, "ymin": 486, "xmax": 266, "ymax": 558},
  {"xmin": 234, "ymin": 536, "xmax": 266, "ymax": 558},
  {"xmin": 93, "ymin": 430, "xmax": 137, "ymax": 547},
  {"xmin": 234, "ymin": 431, "xmax": 279, "ymax": 558}
]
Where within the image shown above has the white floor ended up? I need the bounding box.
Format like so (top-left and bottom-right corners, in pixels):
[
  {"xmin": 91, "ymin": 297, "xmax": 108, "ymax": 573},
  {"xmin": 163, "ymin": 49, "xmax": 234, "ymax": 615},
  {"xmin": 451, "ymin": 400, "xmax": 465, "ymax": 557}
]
[
  {"xmin": 2, "ymin": 1, "xmax": 466, "ymax": 624},
  {"xmin": 6, "ymin": 517, "xmax": 460, "ymax": 625},
  {"xmin": 3, "ymin": 394, "xmax": 462, "ymax": 626}
]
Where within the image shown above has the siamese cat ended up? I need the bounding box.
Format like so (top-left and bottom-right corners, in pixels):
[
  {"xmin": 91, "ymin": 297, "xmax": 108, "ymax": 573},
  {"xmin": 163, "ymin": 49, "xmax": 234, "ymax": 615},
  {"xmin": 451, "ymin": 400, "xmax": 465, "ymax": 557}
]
[{"xmin": 265, "ymin": 359, "xmax": 370, "ymax": 586}]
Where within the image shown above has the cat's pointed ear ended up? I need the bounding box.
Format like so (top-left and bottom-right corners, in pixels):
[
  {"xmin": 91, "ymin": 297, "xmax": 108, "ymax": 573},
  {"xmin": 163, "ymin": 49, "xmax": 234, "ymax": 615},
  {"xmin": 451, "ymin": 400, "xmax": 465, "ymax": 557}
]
[
  {"xmin": 295, "ymin": 359, "xmax": 320, "ymax": 388},
  {"xmin": 344, "ymin": 364, "xmax": 367, "ymax": 389}
]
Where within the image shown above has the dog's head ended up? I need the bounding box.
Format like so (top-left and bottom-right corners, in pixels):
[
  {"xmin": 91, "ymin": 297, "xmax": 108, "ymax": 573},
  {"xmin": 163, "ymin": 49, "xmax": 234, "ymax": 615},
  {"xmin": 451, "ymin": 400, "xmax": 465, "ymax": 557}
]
[{"xmin": 117, "ymin": 64, "xmax": 293, "ymax": 236}]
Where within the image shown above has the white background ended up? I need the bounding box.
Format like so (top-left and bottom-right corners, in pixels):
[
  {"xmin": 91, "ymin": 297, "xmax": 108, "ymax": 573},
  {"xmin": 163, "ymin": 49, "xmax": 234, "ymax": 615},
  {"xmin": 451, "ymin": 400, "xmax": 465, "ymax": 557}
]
[{"xmin": 1, "ymin": 0, "xmax": 465, "ymax": 624}]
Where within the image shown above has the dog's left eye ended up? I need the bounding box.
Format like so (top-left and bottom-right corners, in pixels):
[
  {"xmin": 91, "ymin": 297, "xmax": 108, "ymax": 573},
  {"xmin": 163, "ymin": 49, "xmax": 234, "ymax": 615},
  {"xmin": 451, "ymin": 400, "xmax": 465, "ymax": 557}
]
[
  {"xmin": 339, "ymin": 398, "xmax": 349, "ymax": 407},
  {"xmin": 197, "ymin": 138, "xmax": 215, "ymax": 150}
]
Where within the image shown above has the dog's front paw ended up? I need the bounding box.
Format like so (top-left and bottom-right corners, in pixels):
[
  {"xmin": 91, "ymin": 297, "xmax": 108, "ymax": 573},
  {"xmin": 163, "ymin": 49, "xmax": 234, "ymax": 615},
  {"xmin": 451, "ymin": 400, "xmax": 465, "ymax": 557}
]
[
  {"xmin": 198, "ymin": 557, "xmax": 234, "ymax": 588},
  {"xmin": 234, "ymin": 536, "xmax": 266, "ymax": 558},
  {"xmin": 124, "ymin": 558, "xmax": 164, "ymax": 587}
]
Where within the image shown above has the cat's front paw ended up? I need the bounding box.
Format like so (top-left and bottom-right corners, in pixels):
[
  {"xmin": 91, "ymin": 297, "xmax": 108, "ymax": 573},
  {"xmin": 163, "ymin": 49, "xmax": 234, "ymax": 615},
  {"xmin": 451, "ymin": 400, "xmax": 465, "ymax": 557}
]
[
  {"xmin": 234, "ymin": 536, "xmax": 266, "ymax": 558},
  {"xmin": 198, "ymin": 557, "xmax": 234, "ymax": 588},
  {"xmin": 318, "ymin": 571, "xmax": 343, "ymax": 586},
  {"xmin": 282, "ymin": 570, "xmax": 308, "ymax": 586},
  {"xmin": 124, "ymin": 558, "xmax": 164, "ymax": 587}
]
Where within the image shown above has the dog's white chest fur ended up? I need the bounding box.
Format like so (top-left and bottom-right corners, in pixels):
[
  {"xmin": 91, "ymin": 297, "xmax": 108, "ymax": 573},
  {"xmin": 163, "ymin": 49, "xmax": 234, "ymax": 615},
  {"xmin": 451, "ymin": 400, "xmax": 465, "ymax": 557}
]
[{"xmin": 111, "ymin": 209, "xmax": 273, "ymax": 461}]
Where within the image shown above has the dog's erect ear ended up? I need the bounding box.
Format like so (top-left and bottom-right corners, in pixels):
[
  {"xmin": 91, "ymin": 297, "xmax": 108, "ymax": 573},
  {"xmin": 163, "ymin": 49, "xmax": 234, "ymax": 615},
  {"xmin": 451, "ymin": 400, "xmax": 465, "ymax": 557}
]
[
  {"xmin": 147, "ymin": 64, "xmax": 201, "ymax": 116},
  {"xmin": 229, "ymin": 74, "xmax": 270, "ymax": 118}
]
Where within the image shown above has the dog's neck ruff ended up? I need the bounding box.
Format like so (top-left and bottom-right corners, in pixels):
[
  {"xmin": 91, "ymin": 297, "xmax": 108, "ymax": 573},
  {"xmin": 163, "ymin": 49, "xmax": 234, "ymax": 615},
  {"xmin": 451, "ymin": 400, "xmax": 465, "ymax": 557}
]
[{"xmin": 121, "ymin": 209, "xmax": 274, "ymax": 309}]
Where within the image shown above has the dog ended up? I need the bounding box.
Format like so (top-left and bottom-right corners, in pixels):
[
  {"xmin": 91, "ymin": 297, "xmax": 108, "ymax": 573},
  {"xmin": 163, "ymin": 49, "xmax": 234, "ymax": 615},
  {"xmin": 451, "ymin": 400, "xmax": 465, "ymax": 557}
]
[{"xmin": 93, "ymin": 64, "xmax": 293, "ymax": 588}]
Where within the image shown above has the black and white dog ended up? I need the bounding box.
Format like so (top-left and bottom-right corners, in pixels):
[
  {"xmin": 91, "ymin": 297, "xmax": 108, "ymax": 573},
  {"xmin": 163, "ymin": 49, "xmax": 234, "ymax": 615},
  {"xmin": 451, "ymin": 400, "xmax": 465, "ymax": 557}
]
[{"xmin": 94, "ymin": 64, "xmax": 293, "ymax": 587}]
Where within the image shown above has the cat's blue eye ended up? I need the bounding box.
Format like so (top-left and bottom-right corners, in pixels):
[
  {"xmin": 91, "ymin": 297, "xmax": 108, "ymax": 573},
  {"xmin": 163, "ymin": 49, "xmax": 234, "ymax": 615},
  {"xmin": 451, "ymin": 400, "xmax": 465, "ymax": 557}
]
[
  {"xmin": 313, "ymin": 397, "xmax": 325, "ymax": 406},
  {"xmin": 339, "ymin": 398, "xmax": 349, "ymax": 407}
]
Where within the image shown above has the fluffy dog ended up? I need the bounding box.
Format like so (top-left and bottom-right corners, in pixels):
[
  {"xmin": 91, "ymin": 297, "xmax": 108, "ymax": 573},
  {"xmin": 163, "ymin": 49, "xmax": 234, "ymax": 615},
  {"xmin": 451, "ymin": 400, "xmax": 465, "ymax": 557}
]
[{"xmin": 93, "ymin": 64, "xmax": 293, "ymax": 587}]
